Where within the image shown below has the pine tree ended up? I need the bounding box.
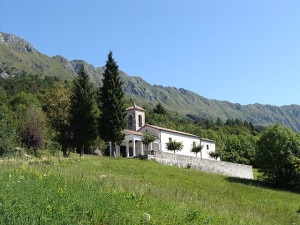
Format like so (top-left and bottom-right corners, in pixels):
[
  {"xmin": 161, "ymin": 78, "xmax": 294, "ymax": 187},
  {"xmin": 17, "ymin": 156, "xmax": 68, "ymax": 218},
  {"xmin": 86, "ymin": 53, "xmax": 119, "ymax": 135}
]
[
  {"xmin": 69, "ymin": 66, "xmax": 98, "ymax": 156},
  {"xmin": 153, "ymin": 103, "xmax": 167, "ymax": 115},
  {"xmin": 98, "ymin": 51, "xmax": 126, "ymax": 155}
]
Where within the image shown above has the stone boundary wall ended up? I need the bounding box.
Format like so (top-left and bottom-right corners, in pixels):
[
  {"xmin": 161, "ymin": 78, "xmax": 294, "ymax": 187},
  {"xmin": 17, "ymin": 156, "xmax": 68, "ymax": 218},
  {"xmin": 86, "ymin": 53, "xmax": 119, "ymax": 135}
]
[{"xmin": 148, "ymin": 151, "xmax": 253, "ymax": 179}]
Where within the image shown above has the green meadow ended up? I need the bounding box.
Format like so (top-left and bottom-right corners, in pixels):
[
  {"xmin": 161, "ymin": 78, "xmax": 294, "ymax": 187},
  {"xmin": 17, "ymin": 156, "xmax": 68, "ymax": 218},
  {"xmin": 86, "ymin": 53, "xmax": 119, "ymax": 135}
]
[{"xmin": 0, "ymin": 155, "xmax": 299, "ymax": 225}]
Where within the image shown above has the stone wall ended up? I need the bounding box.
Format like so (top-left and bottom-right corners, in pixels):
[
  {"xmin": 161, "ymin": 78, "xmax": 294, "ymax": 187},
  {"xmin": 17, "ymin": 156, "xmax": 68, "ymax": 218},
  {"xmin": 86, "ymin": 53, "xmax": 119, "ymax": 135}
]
[{"xmin": 148, "ymin": 151, "xmax": 253, "ymax": 179}]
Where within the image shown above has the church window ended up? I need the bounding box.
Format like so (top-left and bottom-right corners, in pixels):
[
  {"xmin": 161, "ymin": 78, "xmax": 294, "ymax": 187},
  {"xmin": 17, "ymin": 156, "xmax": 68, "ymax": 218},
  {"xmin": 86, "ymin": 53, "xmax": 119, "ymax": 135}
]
[
  {"xmin": 206, "ymin": 144, "xmax": 209, "ymax": 150},
  {"xmin": 128, "ymin": 115, "xmax": 133, "ymax": 130},
  {"xmin": 138, "ymin": 115, "xmax": 143, "ymax": 127}
]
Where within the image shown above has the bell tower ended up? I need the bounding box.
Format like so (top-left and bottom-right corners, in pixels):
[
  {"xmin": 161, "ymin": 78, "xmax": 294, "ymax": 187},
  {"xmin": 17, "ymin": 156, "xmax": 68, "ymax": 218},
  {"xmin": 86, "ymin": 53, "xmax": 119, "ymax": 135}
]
[{"xmin": 125, "ymin": 103, "xmax": 146, "ymax": 131}]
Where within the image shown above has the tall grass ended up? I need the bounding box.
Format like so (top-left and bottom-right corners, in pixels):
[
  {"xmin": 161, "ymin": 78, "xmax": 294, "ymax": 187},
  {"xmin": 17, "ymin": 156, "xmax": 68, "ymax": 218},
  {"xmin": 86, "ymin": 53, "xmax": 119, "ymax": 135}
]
[{"xmin": 0, "ymin": 155, "xmax": 299, "ymax": 224}]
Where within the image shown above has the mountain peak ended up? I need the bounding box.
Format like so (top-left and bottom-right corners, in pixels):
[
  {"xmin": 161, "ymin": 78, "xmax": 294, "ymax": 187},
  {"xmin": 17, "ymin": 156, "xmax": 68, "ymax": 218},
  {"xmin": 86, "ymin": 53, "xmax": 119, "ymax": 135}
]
[
  {"xmin": 0, "ymin": 32, "xmax": 37, "ymax": 53},
  {"xmin": 1, "ymin": 31, "xmax": 300, "ymax": 131}
]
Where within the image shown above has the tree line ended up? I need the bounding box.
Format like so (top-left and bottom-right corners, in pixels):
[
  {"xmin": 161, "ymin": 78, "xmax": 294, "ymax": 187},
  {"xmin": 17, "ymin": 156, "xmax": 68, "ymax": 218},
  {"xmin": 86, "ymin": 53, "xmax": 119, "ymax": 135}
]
[
  {"xmin": 0, "ymin": 52, "xmax": 299, "ymax": 188},
  {"xmin": 0, "ymin": 51, "xmax": 125, "ymax": 158}
]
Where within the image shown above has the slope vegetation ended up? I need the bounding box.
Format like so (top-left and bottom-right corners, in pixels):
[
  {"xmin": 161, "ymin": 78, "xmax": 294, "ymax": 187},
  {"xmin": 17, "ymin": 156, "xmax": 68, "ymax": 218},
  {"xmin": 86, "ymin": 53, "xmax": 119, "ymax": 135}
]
[
  {"xmin": 0, "ymin": 156, "xmax": 299, "ymax": 224},
  {"xmin": 1, "ymin": 31, "xmax": 300, "ymax": 131}
]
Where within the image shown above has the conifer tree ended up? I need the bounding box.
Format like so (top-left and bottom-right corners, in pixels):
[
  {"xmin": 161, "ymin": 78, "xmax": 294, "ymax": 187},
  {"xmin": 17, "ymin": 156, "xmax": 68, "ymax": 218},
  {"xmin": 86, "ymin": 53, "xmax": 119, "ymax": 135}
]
[
  {"xmin": 69, "ymin": 66, "xmax": 98, "ymax": 156},
  {"xmin": 153, "ymin": 103, "xmax": 167, "ymax": 115},
  {"xmin": 98, "ymin": 51, "xmax": 126, "ymax": 156}
]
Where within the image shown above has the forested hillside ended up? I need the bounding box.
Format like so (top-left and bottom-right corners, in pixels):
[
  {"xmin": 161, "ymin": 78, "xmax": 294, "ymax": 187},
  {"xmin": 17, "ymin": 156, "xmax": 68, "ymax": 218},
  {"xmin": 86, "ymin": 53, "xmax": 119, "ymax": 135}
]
[
  {"xmin": 1, "ymin": 49, "xmax": 300, "ymax": 188},
  {"xmin": 0, "ymin": 74, "xmax": 260, "ymax": 165},
  {"xmin": 1, "ymin": 31, "xmax": 300, "ymax": 132}
]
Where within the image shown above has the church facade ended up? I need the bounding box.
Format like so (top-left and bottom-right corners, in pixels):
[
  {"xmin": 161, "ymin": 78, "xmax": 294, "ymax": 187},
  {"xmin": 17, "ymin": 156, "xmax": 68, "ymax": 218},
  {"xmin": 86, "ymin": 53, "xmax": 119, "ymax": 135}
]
[{"xmin": 108, "ymin": 104, "xmax": 217, "ymax": 160}]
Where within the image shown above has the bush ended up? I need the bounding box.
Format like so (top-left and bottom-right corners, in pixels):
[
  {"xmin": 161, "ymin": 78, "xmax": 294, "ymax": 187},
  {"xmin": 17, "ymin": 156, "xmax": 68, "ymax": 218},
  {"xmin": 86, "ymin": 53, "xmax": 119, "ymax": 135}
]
[{"xmin": 256, "ymin": 124, "xmax": 300, "ymax": 188}]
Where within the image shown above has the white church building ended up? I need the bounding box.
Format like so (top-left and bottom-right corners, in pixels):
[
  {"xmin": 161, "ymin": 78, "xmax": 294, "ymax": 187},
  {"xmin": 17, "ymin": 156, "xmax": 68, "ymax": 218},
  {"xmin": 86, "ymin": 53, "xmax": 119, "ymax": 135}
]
[{"xmin": 109, "ymin": 104, "xmax": 217, "ymax": 160}]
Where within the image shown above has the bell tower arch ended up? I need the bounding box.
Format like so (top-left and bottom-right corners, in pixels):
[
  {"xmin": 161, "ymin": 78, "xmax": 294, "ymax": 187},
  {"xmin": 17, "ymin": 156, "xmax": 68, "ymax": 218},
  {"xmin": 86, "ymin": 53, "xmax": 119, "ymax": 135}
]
[{"xmin": 125, "ymin": 103, "xmax": 146, "ymax": 131}]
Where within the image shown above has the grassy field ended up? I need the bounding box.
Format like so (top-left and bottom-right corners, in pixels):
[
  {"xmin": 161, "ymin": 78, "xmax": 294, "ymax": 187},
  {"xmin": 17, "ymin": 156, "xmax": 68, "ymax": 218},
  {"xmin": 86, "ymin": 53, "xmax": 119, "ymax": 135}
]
[{"xmin": 0, "ymin": 154, "xmax": 299, "ymax": 225}]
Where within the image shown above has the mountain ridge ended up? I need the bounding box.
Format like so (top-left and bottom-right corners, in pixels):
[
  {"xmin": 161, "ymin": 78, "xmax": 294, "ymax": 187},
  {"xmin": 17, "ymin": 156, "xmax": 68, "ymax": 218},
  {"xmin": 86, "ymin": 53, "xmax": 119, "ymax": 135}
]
[{"xmin": 1, "ymin": 31, "xmax": 300, "ymax": 132}]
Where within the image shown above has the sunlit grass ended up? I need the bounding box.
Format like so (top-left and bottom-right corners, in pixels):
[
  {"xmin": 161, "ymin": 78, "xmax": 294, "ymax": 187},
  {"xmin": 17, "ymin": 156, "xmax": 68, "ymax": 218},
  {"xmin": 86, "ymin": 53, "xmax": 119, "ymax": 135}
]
[{"xmin": 0, "ymin": 155, "xmax": 299, "ymax": 224}]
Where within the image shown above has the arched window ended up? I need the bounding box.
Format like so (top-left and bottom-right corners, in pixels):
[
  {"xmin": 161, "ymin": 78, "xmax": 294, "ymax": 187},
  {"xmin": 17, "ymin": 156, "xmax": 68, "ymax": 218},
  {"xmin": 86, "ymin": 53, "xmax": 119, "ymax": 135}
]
[
  {"xmin": 138, "ymin": 115, "xmax": 143, "ymax": 127},
  {"xmin": 128, "ymin": 115, "xmax": 133, "ymax": 130}
]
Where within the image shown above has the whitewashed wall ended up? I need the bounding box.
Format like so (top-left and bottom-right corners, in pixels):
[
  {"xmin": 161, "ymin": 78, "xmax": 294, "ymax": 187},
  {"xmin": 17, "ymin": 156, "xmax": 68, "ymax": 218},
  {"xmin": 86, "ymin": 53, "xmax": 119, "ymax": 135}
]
[
  {"xmin": 200, "ymin": 139, "xmax": 216, "ymax": 160},
  {"xmin": 139, "ymin": 125, "xmax": 216, "ymax": 160},
  {"xmin": 160, "ymin": 130, "xmax": 201, "ymax": 157}
]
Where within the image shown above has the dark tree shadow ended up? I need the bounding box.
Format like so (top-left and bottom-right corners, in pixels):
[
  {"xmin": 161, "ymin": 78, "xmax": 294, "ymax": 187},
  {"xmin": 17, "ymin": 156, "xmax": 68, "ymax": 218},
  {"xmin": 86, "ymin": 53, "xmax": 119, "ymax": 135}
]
[{"xmin": 225, "ymin": 177, "xmax": 300, "ymax": 194}]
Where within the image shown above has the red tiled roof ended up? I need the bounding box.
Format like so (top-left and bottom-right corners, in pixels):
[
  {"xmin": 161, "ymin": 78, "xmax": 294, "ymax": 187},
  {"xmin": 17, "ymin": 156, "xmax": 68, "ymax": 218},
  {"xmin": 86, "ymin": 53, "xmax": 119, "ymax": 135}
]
[{"xmin": 126, "ymin": 103, "xmax": 146, "ymax": 112}]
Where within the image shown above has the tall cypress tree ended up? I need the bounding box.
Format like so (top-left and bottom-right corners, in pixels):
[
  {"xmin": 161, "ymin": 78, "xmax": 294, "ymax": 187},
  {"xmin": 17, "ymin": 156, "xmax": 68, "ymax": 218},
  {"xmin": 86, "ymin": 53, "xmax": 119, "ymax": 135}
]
[
  {"xmin": 69, "ymin": 66, "xmax": 98, "ymax": 156},
  {"xmin": 98, "ymin": 51, "xmax": 126, "ymax": 155}
]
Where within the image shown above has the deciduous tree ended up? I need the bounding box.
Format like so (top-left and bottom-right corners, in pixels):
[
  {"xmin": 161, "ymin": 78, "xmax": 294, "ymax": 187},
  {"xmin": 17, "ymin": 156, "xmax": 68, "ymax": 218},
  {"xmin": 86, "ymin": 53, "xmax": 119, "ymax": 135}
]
[
  {"xmin": 0, "ymin": 105, "xmax": 16, "ymax": 156},
  {"xmin": 142, "ymin": 132, "xmax": 157, "ymax": 153},
  {"xmin": 166, "ymin": 140, "xmax": 183, "ymax": 154},
  {"xmin": 219, "ymin": 134, "xmax": 256, "ymax": 165},
  {"xmin": 20, "ymin": 105, "xmax": 47, "ymax": 156},
  {"xmin": 256, "ymin": 124, "xmax": 300, "ymax": 188},
  {"xmin": 43, "ymin": 82, "xmax": 71, "ymax": 157},
  {"xmin": 191, "ymin": 144, "xmax": 203, "ymax": 157}
]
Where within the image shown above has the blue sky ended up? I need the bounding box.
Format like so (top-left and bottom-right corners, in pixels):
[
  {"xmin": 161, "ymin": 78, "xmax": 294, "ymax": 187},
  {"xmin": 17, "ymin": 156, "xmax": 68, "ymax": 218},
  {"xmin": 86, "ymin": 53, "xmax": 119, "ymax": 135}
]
[{"xmin": 1, "ymin": 0, "xmax": 300, "ymax": 106}]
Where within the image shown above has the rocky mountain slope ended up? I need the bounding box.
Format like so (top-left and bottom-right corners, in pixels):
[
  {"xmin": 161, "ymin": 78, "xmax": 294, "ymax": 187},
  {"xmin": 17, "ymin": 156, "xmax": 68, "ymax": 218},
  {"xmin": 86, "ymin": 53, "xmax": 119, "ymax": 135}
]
[{"xmin": 1, "ymin": 31, "xmax": 300, "ymax": 132}]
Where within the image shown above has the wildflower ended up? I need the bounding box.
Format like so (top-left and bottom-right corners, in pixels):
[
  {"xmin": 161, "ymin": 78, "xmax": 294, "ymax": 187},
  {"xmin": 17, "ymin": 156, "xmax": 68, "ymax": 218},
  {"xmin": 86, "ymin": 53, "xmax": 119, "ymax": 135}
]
[
  {"xmin": 143, "ymin": 213, "xmax": 151, "ymax": 223},
  {"xmin": 131, "ymin": 192, "xmax": 137, "ymax": 199}
]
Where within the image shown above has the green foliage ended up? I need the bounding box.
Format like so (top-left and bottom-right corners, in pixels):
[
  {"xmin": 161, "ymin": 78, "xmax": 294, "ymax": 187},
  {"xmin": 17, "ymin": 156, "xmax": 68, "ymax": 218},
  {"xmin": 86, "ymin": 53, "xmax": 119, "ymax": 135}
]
[
  {"xmin": 219, "ymin": 133, "xmax": 257, "ymax": 165},
  {"xmin": 142, "ymin": 132, "xmax": 157, "ymax": 151},
  {"xmin": 0, "ymin": 105, "xmax": 17, "ymax": 156},
  {"xmin": 256, "ymin": 124, "xmax": 300, "ymax": 188},
  {"xmin": 147, "ymin": 112, "xmax": 178, "ymax": 130},
  {"xmin": 2, "ymin": 32, "xmax": 300, "ymax": 132},
  {"xmin": 98, "ymin": 51, "xmax": 126, "ymax": 148},
  {"xmin": 166, "ymin": 140, "xmax": 183, "ymax": 154},
  {"xmin": 10, "ymin": 91, "xmax": 41, "ymax": 111},
  {"xmin": 0, "ymin": 75, "xmax": 59, "ymax": 96},
  {"xmin": 191, "ymin": 144, "xmax": 203, "ymax": 157},
  {"xmin": 147, "ymin": 106, "xmax": 261, "ymax": 165},
  {"xmin": 0, "ymin": 75, "xmax": 73, "ymax": 158},
  {"xmin": 209, "ymin": 151, "xmax": 221, "ymax": 160},
  {"xmin": 20, "ymin": 105, "xmax": 47, "ymax": 156},
  {"xmin": 42, "ymin": 82, "xmax": 71, "ymax": 157},
  {"xmin": 153, "ymin": 102, "xmax": 167, "ymax": 115},
  {"xmin": 69, "ymin": 67, "xmax": 98, "ymax": 156}
]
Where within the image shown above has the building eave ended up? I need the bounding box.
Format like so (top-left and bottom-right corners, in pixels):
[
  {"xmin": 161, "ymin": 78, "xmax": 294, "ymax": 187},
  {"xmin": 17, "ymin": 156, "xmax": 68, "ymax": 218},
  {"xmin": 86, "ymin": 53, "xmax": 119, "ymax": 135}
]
[
  {"xmin": 125, "ymin": 103, "xmax": 146, "ymax": 112},
  {"xmin": 139, "ymin": 124, "xmax": 200, "ymax": 139},
  {"xmin": 123, "ymin": 129, "xmax": 144, "ymax": 136}
]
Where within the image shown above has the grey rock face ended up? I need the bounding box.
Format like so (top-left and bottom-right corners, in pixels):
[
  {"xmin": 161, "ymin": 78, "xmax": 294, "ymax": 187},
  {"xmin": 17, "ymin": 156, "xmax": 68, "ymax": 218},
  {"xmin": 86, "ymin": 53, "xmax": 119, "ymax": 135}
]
[{"xmin": 0, "ymin": 32, "xmax": 37, "ymax": 52}]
